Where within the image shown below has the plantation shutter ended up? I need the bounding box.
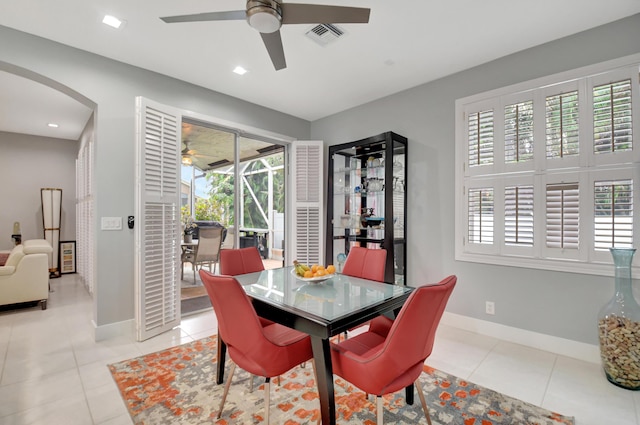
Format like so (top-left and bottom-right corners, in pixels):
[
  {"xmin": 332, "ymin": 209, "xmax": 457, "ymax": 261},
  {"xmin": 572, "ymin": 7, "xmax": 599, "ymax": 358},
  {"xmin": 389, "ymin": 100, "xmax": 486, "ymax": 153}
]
[
  {"xmin": 468, "ymin": 187, "xmax": 494, "ymax": 244},
  {"xmin": 135, "ymin": 97, "xmax": 181, "ymax": 341},
  {"xmin": 593, "ymin": 79, "xmax": 633, "ymax": 153},
  {"xmin": 468, "ymin": 110, "xmax": 494, "ymax": 167},
  {"xmin": 288, "ymin": 141, "xmax": 324, "ymax": 266},
  {"xmin": 594, "ymin": 179, "xmax": 633, "ymax": 249},
  {"xmin": 545, "ymin": 183, "xmax": 579, "ymax": 249},
  {"xmin": 546, "ymin": 91, "xmax": 579, "ymax": 158},
  {"xmin": 504, "ymin": 100, "xmax": 534, "ymax": 163},
  {"xmin": 505, "ymin": 185, "xmax": 534, "ymax": 246}
]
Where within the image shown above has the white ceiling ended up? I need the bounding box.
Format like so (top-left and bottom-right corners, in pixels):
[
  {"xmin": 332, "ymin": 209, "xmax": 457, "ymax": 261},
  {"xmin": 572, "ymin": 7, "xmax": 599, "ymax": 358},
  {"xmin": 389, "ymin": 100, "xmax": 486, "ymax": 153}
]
[{"xmin": 1, "ymin": 0, "xmax": 640, "ymax": 141}]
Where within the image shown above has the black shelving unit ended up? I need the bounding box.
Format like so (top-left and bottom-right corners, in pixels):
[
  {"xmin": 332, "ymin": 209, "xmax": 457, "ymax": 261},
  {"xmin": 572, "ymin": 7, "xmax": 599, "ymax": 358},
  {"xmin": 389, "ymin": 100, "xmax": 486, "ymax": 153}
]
[{"xmin": 326, "ymin": 132, "xmax": 407, "ymax": 284}]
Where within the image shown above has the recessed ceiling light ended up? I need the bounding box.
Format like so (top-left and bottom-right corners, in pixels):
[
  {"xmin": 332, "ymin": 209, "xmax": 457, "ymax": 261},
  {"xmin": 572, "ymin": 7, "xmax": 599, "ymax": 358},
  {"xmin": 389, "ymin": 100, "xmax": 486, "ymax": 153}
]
[
  {"xmin": 47, "ymin": 123, "xmax": 59, "ymax": 128},
  {"xmin": 233, "ymin": 66, "xmax": 248, "ymax": 75},
  {"xmin": 102, "ymin": 15, "xmax": 124, "ymax": 29}
]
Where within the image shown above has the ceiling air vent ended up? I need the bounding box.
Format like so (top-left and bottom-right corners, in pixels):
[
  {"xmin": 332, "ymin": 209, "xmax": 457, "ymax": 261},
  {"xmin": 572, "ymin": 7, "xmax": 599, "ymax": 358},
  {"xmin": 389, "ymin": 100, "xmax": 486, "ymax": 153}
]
[{"xmin": 305, "ymin": 24, "xmax": 345, "ymax": 47}]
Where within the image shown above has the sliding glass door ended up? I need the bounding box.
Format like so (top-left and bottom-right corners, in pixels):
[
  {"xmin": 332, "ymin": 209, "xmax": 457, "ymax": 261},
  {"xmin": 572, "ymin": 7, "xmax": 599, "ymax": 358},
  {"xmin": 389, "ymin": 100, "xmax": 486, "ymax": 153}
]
[{"xmin": 180, "ymin": 119, "xmax": 285, "ymax": 268}]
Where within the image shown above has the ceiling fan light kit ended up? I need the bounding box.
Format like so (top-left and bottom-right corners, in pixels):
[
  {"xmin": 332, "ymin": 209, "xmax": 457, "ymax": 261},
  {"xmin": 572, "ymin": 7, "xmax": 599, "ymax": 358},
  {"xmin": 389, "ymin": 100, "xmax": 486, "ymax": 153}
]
[
  {"xmin": 246, "ymin": 0, "xmax": 283, "ymax": 33},
  {"xmin": 160, "ymin": 1, "xmax": 370, "ymax": 70}
]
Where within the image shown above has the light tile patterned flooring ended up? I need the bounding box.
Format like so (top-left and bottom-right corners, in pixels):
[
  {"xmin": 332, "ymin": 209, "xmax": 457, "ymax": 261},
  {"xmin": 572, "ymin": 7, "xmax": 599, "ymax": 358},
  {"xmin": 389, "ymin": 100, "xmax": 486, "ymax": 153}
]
[{"xmin": 0, "ymin": 274, "xmax": 638, "ymax": 424}]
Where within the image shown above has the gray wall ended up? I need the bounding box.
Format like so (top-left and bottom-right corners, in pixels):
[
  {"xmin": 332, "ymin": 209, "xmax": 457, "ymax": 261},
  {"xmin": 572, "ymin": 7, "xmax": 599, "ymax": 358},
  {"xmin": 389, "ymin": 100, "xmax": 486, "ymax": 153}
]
[
  {"xmin": 0, "ymin": 131, "xmax": 77, "ymax": 251},
  {"xmin": 2, "ymin": 14, "xmax": 639, "ymax": 346},
  {"xmin": 311, "ymin": 14, "xmax": 640, "ymax": 345},
  {"xmin": 0, "ymin": 25, "xmax": 311, "ymax": 329}
]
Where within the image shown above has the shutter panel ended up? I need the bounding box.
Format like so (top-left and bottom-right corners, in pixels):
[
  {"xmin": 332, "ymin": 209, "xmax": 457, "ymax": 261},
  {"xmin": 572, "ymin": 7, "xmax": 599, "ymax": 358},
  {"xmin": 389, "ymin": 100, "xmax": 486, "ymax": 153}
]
[
  {"xmin": 594, "ymin": 179, "xmax": 633, "ymax": 249},
  {"xmin": 468, "ymin": 110, "xmax": 494, "ymax": 167},
  {"xmin": 505, "ymin": 185, "xmax": 534, "ymax": 246},
  {"xmin": 135, "ymin": 97, "xmax": 181, "ymax": 341},
  {"xmin": 289, "ymin": 141, "xmax": 324, "ymax": 265},
  {"xmin": 76, "ymin": 136, "xmax": 95, "ymax": 294},
  {"xmin": 546, "ymin": 91, "xmax": 579, "ymax": 158},
  {"xmin": 545, "ymin": 183, "xmax": 579, "ymax": 249},
  {"xmin": 505, "ymin": 100, "xmax": 534, "ymax": 163},
  {"xmin": 593, "ymin": 79, "xmax": 633, "ymax": 153},
  {"xmin": 468, "ymin": 187, "xmax": 494, "ymax": 244}
]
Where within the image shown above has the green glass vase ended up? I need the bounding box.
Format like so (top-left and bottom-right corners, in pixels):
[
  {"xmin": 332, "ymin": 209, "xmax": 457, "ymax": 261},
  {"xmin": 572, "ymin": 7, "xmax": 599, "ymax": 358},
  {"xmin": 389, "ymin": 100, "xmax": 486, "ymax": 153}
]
[{"xmin": 598, "ymin": 248, "xmax": 640, "ymax": 390}]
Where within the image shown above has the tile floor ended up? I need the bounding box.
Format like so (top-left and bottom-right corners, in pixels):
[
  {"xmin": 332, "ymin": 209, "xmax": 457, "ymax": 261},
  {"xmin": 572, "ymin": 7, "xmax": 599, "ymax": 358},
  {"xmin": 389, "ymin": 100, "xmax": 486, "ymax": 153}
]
[{"xmin": 0, "ymin": 274, "xmax": 637, "ymax": 424}]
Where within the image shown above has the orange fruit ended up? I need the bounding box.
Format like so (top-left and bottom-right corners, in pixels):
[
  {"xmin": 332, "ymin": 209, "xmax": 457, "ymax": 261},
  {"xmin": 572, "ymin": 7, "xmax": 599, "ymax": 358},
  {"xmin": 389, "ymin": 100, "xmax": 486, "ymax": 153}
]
[
  {"xmin": 316, "ymin": 269, "xmax": 326, "ymax": 276},
  {"xmin": 317, "ymin": 265, "xmax": 326, "ymax": 271},
  {"xmin": 304, "ymin": 270, "xmax": 313, "ymax": 278},
  {"xmin": 326, "ymin": 265, "xmax": 336, "ymax": 274},
  {"xmin": 311, "ymin": 264, "xmax": 319, "ymax": 273}
]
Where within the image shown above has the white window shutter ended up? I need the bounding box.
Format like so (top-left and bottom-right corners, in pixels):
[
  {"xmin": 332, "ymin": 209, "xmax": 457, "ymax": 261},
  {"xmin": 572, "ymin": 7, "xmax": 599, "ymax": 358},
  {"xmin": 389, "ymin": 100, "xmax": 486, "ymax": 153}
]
[
  {"xmin": 505, "ymin": 185, "xmax": 534, "ymax": 246},
  {"xmin": 468, "ymin": 110, "xmax": 494, "ymax": 167},
  {"xmin": 135, "ymin": 97, "xmax": 181, "ymax": 341},
  {"xmin": 545, "ymin": 91, "xmax": 579, "ymax": 158},
  {"xmin": 594, "ymin": 179, "xmax": 633, "ymax": 250},
  {"xmin": 288, "ymin": 141, "xmax": 324, "ymax": 266},
  {"xmin": 467, "ymin": 187, "xmax": 494, "ymax": 245},
  {"xmin": 504, "ymin": 100, "xmax": 534, "ymax": 163},
  {"xmin": 593, "ymin": 79, "xmax": 633, "ymax": 154},
  {"xmin": 545, "ymin": 183, "xmax": 580, "ymax": 250}
]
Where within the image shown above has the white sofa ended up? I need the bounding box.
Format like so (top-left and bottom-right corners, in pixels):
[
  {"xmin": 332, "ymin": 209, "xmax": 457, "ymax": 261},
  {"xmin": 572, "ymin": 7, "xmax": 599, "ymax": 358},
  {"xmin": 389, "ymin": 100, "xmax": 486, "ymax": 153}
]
[{"xmin": 0, "ymin": 239, "xmax": 52, "ymax": 310}]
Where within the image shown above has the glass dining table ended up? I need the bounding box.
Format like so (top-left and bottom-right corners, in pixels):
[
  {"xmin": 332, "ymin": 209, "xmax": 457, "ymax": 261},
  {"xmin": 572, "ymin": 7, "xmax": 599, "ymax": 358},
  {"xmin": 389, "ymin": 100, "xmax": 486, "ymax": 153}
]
[{"xmin": 216, "ymin": 266, "xmax": 413, "ymax": 425}]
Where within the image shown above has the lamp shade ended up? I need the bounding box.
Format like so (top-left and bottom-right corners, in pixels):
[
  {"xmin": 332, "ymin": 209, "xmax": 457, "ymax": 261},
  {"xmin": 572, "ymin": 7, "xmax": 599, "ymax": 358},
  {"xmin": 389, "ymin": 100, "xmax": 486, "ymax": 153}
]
[{"xmin": 41, "ymin": 188, "xmax": 62, "ymax": 277}]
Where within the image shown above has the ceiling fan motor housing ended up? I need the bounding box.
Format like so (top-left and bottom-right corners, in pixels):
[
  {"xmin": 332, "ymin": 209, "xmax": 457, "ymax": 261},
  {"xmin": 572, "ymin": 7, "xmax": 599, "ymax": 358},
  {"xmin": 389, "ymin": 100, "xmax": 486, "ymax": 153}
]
[{"xmin": 246, "ymin": 0, "xmax": 283, "ymax": 33}]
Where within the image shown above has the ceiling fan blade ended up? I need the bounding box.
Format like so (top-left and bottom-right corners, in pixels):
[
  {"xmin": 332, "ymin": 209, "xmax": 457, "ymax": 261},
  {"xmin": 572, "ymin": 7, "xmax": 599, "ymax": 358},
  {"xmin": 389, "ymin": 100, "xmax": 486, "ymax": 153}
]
[
  {"xmin": 160, "ymin": 10, "xmax": 246, "ymax": 24},
  {"xmin": 281, "ymin": 4, "xmax": 370, "ymax": 25},
  {"xmin": 260, "ymin": 31, "xmax": 287, "ymax": 71}
]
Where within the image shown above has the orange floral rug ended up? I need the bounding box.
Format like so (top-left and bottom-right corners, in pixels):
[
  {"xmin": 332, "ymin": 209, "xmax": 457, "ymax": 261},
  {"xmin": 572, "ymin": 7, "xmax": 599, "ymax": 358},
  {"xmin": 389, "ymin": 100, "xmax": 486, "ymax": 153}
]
[{"xmin": 108, "ymin": 336, "xmax": 574, "ymax": 424}]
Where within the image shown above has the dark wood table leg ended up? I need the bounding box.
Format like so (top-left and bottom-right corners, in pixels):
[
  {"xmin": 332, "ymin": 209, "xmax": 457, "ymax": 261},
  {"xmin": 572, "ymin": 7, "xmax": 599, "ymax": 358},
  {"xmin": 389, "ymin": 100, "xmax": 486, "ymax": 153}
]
[
  {"xmin": 216, "ymin": 334, "xmax": 227, "ymax": 385},
  {"xmin": 311, "ymin": 336, "xmax": 335, "ymax": 425}
]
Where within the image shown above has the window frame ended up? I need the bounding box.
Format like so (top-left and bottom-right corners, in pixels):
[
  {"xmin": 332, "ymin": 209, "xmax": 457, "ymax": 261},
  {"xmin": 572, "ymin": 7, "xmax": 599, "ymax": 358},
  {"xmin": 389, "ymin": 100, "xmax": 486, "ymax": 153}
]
[{"xmin": 455, "ymin": 54, "xmax": 640, "ymax": 276}]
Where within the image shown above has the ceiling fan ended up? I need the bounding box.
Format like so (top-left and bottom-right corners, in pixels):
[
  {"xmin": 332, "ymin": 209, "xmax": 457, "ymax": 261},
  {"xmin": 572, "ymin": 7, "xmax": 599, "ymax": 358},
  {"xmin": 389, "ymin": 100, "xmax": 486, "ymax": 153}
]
[
  {"xmin": 160, "ymin": 0, "xmax": 371, "ymax": 70},
  {"xmin": 181, "ymin": 140, "xmax": 205, "ymax": 166}
]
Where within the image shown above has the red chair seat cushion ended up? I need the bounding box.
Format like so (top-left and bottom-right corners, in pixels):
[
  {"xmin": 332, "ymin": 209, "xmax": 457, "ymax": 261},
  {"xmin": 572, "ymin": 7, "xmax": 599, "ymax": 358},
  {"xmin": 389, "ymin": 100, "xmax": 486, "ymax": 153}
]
[{"xmin": 368, "ymin": 315, "xmax": 393, "ymax": 337}]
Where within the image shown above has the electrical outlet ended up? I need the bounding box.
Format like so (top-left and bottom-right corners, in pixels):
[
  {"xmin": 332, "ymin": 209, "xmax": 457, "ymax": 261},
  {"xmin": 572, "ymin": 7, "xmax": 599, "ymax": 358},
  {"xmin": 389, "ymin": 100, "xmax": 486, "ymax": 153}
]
[{"xmin": 485, "ymin": 301, "xmax": 495, "ymax": 315}]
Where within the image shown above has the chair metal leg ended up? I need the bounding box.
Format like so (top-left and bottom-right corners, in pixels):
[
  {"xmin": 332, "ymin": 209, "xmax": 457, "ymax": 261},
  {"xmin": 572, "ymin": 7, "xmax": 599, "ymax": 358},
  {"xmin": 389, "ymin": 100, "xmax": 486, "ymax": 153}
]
[
  {"xmin": 305, "ymin": 359, "xmax": 321, "ymax": 425},
  {"xmin": 376, "ymin": 396, "xmax": 383, "ymax": 425},
  {"xmin": 264, "ymin": 377, "xmax": 271, "ymax": 424},
  {"xmin": 415, "ymin": 379, "xmax": 432, "ymax": 425},
  {"xmin": 217, "ymin": 362, "xmax": 236, "ymax": 418}
]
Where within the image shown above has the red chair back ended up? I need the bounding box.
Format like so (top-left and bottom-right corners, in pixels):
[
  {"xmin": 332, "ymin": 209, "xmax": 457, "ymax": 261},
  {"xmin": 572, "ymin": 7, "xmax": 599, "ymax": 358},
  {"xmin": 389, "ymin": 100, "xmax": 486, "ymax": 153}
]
[
  {"xmin": 342, "ymin": 246, "xmax": 387, "ymax": 282},
  {"xmin": 331, "ymin": 275, "xmax": 456, "ymax": 396},
  {"xmin": 199, "ymin": 270, "xmax": 311, "ymax": 377},
  {"xmin": 384, "ymin": 275, "xmax": 456, "ymax": 365},
  {"xmin": 219, "ymin": 247, "xmax": 265, "ymax": 276}
]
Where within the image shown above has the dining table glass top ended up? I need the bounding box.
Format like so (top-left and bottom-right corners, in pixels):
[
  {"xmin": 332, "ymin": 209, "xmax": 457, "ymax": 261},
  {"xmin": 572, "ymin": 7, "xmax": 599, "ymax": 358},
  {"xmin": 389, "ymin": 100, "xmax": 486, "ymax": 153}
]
[{"xmin": 235, "ymin": 266, "xmax": 412, "ymax": 321}]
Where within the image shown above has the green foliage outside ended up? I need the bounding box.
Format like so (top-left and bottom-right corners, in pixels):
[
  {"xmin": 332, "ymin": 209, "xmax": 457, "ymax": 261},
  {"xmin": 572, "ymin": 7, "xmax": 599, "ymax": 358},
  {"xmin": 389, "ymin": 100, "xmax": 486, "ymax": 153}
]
[{"xmin": 186, "ymin": 154, "xmax": 284, "ymax": 230}]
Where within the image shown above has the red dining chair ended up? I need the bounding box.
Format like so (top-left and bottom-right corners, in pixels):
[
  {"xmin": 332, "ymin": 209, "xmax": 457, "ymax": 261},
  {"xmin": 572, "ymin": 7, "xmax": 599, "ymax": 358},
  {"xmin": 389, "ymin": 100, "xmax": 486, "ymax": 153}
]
[
  {"xmin": 341, "ymin": 246, "xmax": 387, "ymax": 339},
  {"xmin": 199, "ymin": 270, "xmax": 315, "ymax": 423},
  {"xmin": 219, "ymin": 246, "xmax": 265, "ymax": 276},
  {"xmin": 330, "ymin": 275, "xmax": 457, "ymax": 425},
  {"xmin": 341, "ymin": 246, "xmax": 387, "ymax": 282},
  {"xmin": 218, "ymin": 246, "xmax": 278, "ymax": 388}
]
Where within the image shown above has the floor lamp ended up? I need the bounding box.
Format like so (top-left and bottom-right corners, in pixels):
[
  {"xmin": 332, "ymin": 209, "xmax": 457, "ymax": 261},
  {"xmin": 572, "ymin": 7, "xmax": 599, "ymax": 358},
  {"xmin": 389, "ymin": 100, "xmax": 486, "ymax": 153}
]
[{"xmin": 41, "ymin": 188, "xmax": 62, "ymax": 278}]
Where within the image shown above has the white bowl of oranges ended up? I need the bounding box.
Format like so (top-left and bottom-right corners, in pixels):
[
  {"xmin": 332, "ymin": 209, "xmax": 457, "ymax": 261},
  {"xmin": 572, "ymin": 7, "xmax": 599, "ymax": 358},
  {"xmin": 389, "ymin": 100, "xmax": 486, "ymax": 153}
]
[{"xmin": 291, "ymin": 263, "xmax": 336, "ymax": 283}]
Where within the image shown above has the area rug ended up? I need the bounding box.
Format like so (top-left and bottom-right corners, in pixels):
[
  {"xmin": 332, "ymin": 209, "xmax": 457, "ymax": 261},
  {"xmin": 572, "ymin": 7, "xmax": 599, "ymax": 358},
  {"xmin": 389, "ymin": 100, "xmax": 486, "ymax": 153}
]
[{"xmin": 108, "ymin": 336, "xmax": 575, "ymax": 425}]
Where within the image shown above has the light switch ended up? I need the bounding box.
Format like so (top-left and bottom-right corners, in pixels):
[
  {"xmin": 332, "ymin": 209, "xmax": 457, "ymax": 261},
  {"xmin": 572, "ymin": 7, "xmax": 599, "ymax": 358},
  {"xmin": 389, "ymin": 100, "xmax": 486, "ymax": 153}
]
[{"xmin": 101, "ymin": 216, "xmax": 123, "ymax": 230}]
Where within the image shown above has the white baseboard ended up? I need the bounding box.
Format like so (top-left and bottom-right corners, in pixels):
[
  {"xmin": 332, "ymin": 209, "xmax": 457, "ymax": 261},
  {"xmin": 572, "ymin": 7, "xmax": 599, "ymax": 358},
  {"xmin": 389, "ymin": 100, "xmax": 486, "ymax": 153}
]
[
  {"xmin": 93, "ymin": 318, "xmax": 135, "ymax": 342},
  {"xmin": 441, "ymin": 312, "xmax": 600, "ymax": 364}
]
